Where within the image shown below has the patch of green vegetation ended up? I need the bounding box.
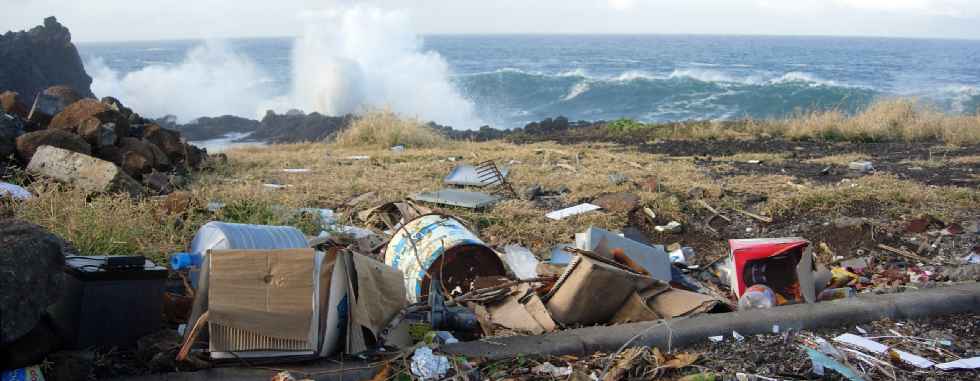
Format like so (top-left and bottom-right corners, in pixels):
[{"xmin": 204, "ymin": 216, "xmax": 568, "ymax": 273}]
[{"xmin": 606, "ymin": 118, "xmax": 650, "ymax": 134}]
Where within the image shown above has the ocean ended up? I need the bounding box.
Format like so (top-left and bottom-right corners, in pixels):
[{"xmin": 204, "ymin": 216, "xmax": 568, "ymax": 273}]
[{"xmin": 78, "ymin": 34, "xmax": 980, "ymax": 129}]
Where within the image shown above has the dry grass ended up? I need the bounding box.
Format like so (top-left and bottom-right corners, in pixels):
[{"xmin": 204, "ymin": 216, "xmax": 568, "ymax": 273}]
[
  {"xmin": 333, "ymin": 109, "xmax": 449, "ymax": 149},
  {"xmin": 775, "ymin": 99, "xmax": 980, "ymax": 145},
  {"xmin": 8, "ymin": 127, "xmax": 978, "ymax": 263},
  {"xmin": 617, "ymin": 99, "xmax": 980, "ymax": 145}
]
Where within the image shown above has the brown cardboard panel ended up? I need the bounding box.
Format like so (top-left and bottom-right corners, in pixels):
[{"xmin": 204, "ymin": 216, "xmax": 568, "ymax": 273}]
[{"xmin": 209, "ymin": 249, "xmax": 316, "ymax": 342}]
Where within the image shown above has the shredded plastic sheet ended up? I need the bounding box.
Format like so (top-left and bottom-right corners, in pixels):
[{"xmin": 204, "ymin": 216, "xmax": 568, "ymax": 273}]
[
  {"xmin": 833, "ymin": 333, "xmax": 936, "ymax": 368},
  {"xmin": 0, "ymin": 182, "xmax": 31, "ymax": 200},
  {"xmin": 410, "ymin": 347, "xmax": 450, "ymax": 380},
  {"xmin": 936, "ymin": 356, "xmax": 980, "ymax": 370}
]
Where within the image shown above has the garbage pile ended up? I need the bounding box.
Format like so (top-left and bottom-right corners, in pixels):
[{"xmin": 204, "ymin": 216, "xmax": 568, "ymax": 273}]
[
  {"xmin": 1, "ymin": 85, "xmax": 211, "ymax": 198},
  {"xmin": 4, "ymin": 158, "xmax": 978, "ymax": 380}
]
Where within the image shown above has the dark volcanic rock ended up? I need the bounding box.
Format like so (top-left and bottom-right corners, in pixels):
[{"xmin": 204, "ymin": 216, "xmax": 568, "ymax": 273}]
[
  {"xmin": 15, "ymin": 129, "xmax": 91, "ymax": 162},
  {"xmin": 1, "ymin": 112, "xmax": 26, "ymax": 159},
  {"xmin": 0, "ymin": 91, "xmax": 30, "ymax": 118},
  {"xmin": 173, "ymin": 115, "xmax": 261, "ymax": 141},
  {"xmin": 0, "ymin": 17, "xmax": 93, "ymax": 99},
  {"xmin": 248, "ymin": 110, "xmax": 353, "ymax": 143},
  {"xmin": 0, "ymin": 219, "xmax": 68, "ymax": 344},
  {"xmin": 48, "ymin": 98, "xmax": 128, "ymax": 140},
  {"xmin": 142, "ymin": 124, "xmax": 186, "ymax": 163}
]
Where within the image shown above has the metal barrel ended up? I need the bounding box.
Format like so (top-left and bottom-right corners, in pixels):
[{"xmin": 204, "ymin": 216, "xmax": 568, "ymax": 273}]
[{"xmin": 385, "ymin": 214, "xmax": 505, "ymax": 302}]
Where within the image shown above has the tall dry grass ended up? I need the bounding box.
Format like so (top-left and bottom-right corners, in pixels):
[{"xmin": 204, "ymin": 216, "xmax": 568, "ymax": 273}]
[
  {"xmin": 775, "ymin": 99, "xmax": 980, "ymax": 145},
  {"xmin": 333, "ymin": 109, "xmax": 449, "ymax": 149}
]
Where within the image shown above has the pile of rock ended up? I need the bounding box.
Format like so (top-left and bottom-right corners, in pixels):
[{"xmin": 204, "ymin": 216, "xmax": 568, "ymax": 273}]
[{"xmin": 1, "ymin": 85, "xmax": 209, "ymax": 196}]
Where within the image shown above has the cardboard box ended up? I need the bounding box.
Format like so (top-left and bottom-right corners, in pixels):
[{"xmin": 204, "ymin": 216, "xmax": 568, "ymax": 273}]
[
  {"xmin": 545, "ymin": 254, "xmax": 657, "ymax": 325},
  {"xmin": 729, "ymin": 238, "xmax": 816, "ymax": 304}
]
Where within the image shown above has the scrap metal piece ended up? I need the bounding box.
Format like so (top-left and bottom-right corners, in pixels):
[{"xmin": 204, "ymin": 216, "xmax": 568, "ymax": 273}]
[
  {"xmin": 411, "ymin": 189, "xmax": 501, "ymax": 209},
  {"xmin": 444, "ymin": 163, "xmax": 510, "ymax": 187}
]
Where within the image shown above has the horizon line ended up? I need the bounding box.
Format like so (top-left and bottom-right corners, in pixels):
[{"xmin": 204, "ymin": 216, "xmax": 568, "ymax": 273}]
[{"xmin": 75, "ymin": 31, "xmax": 980, "ymax": 44}]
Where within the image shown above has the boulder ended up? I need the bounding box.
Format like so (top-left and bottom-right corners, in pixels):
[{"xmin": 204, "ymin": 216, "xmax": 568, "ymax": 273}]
[
  {"xmin": 0, "ymin": 17, "xmax": 94, "ymax": 100},
  {"xmin": 142, "ymin": 124, "xmax": 185, "ymax": 163},
  {"xmin": 0, "ymin": 91, "xmax": 30, "ymax": 118},
  {"xmin": 116, "ymin": 137, "xmax": 166, "ymax": 177},
  {"xmin": 100, "ymin": 96, "xmax": 133, "ymax": 119},
  {"xmin": 0, "ymin": 219, "xmax": 67, "ymax": 344},
  {"xmin": 77, "ymin": 117, "xmax": 118, "ymax": 148},
  {"xmin": 26, "ymin": 145, "xmax": 143, "ymax": 197},
  {"xmin": 185, "ymin": 143, "xmax": 207, "ymax": 170},
  {"xmin": 42, "ymin": 85, "xmax": 83, "ymax": 105},
  {"xmin": 15, "ymin": 129, "xmax": 91, "ymax": 162},
  {"xmin": 1, "ymin": 112, "xmax": 26, "ymax": 159},
  {"xmin": 48, "ymin": 98, "xmax": 128, "ymax": 139}
]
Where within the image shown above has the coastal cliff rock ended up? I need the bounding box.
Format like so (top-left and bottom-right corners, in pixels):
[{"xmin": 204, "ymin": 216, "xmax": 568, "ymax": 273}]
[
  {"xmin": 247, "ymin": 110, "xmax": 353, "ymax": 143},
  {"xmin": 168, "ymin": 115, "xmax": 261, "ymax": 141},
  {"xmin": 0, "ymin": 17, "xmax": 93, "ymax": 100}
]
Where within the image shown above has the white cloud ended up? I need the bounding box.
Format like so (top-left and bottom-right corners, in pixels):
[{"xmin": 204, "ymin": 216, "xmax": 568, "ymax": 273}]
[
  {"xmin": 607, "ymin": 0, "xmax": 637, "ymax": 11},
  {"xmin": 833, "ymin": 0, "xmax": 968, "ymax": 17}
]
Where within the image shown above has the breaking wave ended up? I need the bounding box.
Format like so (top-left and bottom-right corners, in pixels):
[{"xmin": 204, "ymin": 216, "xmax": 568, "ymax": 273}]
[{"xmin": 455, "ymin": 68, "xmax": 880, "ymax": 126}]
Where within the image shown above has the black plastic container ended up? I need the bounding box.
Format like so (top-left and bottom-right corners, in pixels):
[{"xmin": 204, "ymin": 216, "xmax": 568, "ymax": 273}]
[{"xmin": 48, "ymin": 256, "xmax": 167, "ymax": 348}]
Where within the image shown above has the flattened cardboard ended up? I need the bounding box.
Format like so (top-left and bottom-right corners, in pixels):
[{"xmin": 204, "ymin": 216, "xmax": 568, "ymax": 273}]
[
  {"xmin": 486, "ymin": 285, "xmax": 557, "ymax": 335},
  {"xmin": 209, "ymin": 249, "xmax": 315, "ymax": 342},
  {"xmin": 611, "ymin": 283, "xmax": 727, "ymax": 323},
  {"xmin": 344, "ymin": 252, "xmax": 409, "ymax": 354},
  {"xmin": 544, "ymin": 255, "xmax": 657, "ymax": 326}
]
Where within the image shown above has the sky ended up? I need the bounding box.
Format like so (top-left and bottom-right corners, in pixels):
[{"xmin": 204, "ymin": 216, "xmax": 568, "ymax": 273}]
[{"xmin": 2, "ymin": 0, "xmax": 979, "ymax": 41}]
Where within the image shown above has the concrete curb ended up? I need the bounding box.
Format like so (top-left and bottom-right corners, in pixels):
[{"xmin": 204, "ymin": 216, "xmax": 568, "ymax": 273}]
[{"xmin": 441, "ymin": 282, "xmax": 980, "ymax": 359}]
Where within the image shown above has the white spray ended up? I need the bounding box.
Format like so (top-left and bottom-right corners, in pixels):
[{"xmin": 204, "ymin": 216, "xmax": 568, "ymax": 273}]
[
  {"xmin": 89, "ymin": 5, "xmax": 483, "ymax": 128},
  {"xmin": 88, "ymin": 41, "xmax": 271, "ymax": 122},
  {"xmin": 290, "ymin": 6, "xmax": 483, "ymax": 128}
]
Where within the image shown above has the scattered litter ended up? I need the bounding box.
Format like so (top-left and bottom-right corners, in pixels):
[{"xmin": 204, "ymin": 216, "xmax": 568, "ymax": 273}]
[
  {"xmin": 936, "ymin": 356, "xmax": 980, "ymax": 370},
  {"xmin": 576, "ymin": 227, "xmax": 672, "ymax": 281},
  {"xmin": 709, "ymin": 335, "xmax": 724, "ymax": 343},
  {"xmin": 344, "ymin": 155, "xmax": 370, "ymax": 160},
  {"xmin": 546, "ymin": 203, "xmax": 601, "ymax": 220},
  {"xmin": 803, "ymin": 347, "xmax": 866, "ymax": 381},
  {"xmin": 772, "ymin": 324, "xmax": 780, "ymax": 333},
  {"xmin": 410, "ymin": 347, "xmax": 451, "ymax": 380},
  {"xmin": 281, "ymin": 168, "xmax": 310, "ymax": 173},
  {"xmin": 548, "ymin": 244, "xmax": 575, "ymax": 265},
  {"xmin": 669, "ymin": 246, "xmax": 694, "ymax": 264},
  {"xmin": 732, "ymin": 330, "xmax": 745, "ymax": 342},
  {"xmin": 848, "ymin": 160, "xmax": 874, "ymax": 173},
  {"xmin": 855, "ymin": 326, "xmax": 867, "ymax": 334},
  {"xmin": 0, "ymin": 365, "xmax": 46, "ymax": 381},
  {"xmin": 818, "ymin": 287, "xmax": 856, "ymax": 301},
  {"xmin": 655, "ymin": 221, "xmax": 683, "ymax": 233},
  {"xmin": 501, "ymin": 245, "xmax": 540, "ymax": 280},
  {"xmin": 0, "ymin": 181, "xmax": 31, "ymax": 200},
  {"xmin": 963, "ymin": 253, "xmax": 980, "ymax": 264},
  {"xmin": 390, "ymin": 145, "xmax": 405, "ymax": 152},
  {"xmin": 262, "ymin": 183, "xmax": 291, "ymax": 189},
  {"xmin": 206, "ymin": 201, "xmax": 225, "ymax": 212},
  {"xmin": 411, "ymin": 188, "xmax": 501, "ymax": 209},
  {"xmin": 532, "ymin": 362, "xmax": 573, "ymax": 377},
  {"xmin": 833, "ymin": 333, "xmax": 936, "ymax": 368},
  {"xmin": 746, "ymin": 160, "xmax": 762, "ymax": 164}
]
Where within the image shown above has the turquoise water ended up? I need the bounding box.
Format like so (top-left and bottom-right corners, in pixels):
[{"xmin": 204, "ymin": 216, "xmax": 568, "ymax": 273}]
[{"xmin": 79, "ymin": 35, "xmax": 980, "ymax": 128}]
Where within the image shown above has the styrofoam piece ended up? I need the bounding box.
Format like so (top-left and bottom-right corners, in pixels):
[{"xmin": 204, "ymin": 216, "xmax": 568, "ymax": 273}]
[{"xmin": 545, "ymin": 203, "xmax": 601, "ymax": 220}]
